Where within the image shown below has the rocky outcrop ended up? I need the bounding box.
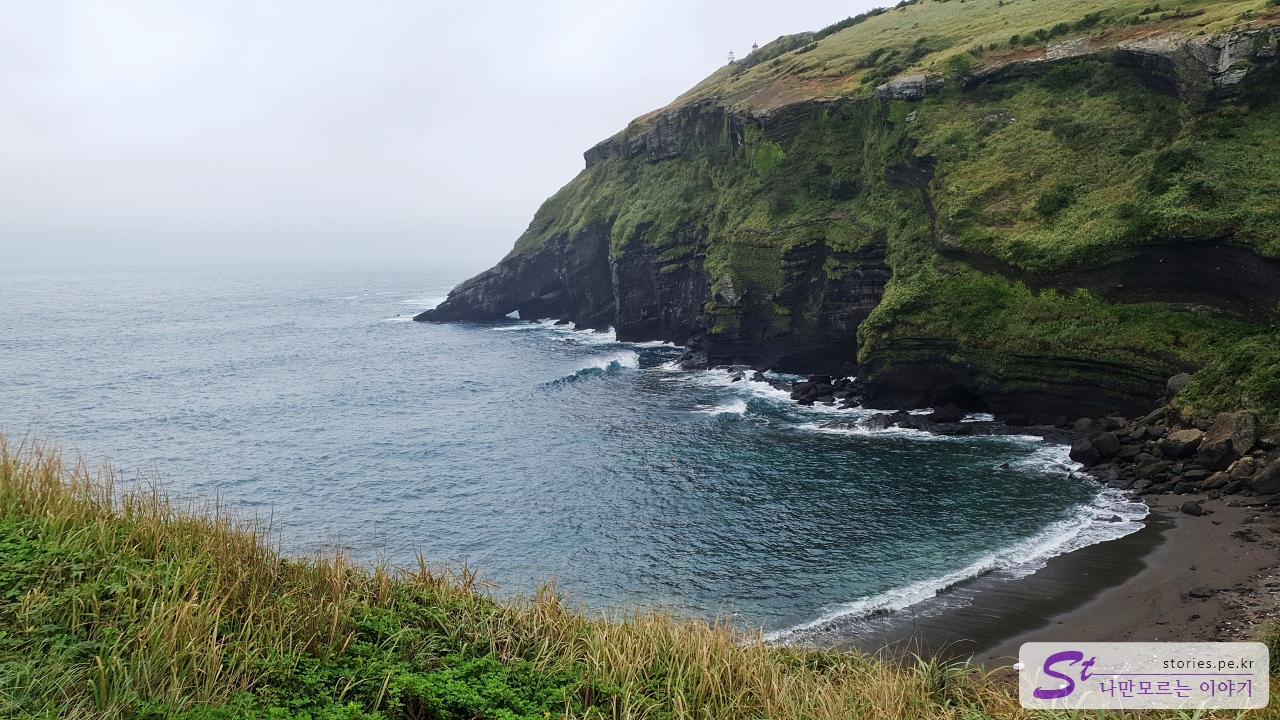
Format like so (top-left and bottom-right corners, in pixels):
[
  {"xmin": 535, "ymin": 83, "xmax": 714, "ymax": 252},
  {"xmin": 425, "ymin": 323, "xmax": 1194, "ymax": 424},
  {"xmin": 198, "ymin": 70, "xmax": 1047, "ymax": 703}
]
[
  {"xmin": 584, "ymin": 104, "xmax": 732, "ymax": 168},
  {"xmin": 415, "ymin": 225, "xmax": 616, "ymax": 329},
  {"xmin": 935, "ymin": 238, "xmax": 1280, "ymax": 322},
  {"xmin": 1112, "ymin": 28, "xmax": 1280, "ymax": 105},
  {"xmin": 420, "ymin": 215, "xmax": 892, "ymax": 375},
  {"xmin": 860, "ymin": 341, "xmax": 1176, "ymax": 421},
  {"xmin": 875, "ymin": 73, "xmax": 941, "ymax": 101},
  {"xmin": 953, "ymin": 28, "xmax": 1280, "ymax": 107},
  {"xmin": 1068, "ymin": 409, "xmax": 1280, "ymax": 501},
  {"xmin": 609, "ymin": 230, "xmax": 711, "ymax": 345}
]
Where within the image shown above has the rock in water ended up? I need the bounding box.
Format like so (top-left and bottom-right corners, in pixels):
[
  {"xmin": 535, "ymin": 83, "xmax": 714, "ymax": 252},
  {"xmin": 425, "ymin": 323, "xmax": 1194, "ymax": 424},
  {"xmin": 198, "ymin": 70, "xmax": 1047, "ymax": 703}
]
[
  {"xmin": 676, "ymin": 334, "xmax": 711, "ymax": 370},
  {"xmin": 1070, "ymin": 437, "xmax": 1101, "ymax": 466},
  {"xmin": 928, "ymin": 403, "xmax": 964, "ymax": 423}
]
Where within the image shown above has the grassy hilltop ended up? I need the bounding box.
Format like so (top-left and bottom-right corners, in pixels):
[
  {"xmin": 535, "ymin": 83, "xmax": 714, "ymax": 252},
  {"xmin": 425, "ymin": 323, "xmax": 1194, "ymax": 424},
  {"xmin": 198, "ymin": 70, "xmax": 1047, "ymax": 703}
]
[
  {"xmin": 427, "ymin": 0, "xmax": 1280, "ymax": 432},
  {"xmin": 666, "ymin": 0, "xmax": 1269, "ymax": 111}
]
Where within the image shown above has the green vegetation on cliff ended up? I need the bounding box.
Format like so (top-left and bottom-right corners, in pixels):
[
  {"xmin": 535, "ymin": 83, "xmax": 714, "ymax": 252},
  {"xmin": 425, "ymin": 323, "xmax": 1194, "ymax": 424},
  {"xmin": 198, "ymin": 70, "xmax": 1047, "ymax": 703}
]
[{"xmin": 479, "ymin": 0, "xmax": 1280, "ymax": 431}]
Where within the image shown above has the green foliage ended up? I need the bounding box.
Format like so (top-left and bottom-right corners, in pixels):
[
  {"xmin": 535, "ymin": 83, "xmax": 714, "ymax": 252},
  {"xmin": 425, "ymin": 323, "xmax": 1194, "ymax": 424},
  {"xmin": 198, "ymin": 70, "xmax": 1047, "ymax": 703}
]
[
  {"xmin": 855, "ymin": 47, "xmax": 891, "ymax": 68},
  {"xmin": 754, "ymin": 141, "xmax": 786, "ymax": 176},
  {"xmin": 1074, "ymin": 11, "xmax": 1106, "ymax": 30},
  {"xmin": 945, "ymin": 54, "xmax": 973, "ymax": 76},
  {"xmin": 1034, "ymin": 183, "xmax": 1076, "ymax": 218},
  {"xmin": 813, "ymin": 7, "xmax": 889, "ymax": 41},
  {"xmin": 1175, "ymin": 332, "xmax": 1280, "ymax": 432},
  {"xmin": 1144, "ymin": 146, "xmax": 1199, "ymax": 194},
  {"xmin": 0, "ymin": 512, "xmax": 593, "ymax": 719}
]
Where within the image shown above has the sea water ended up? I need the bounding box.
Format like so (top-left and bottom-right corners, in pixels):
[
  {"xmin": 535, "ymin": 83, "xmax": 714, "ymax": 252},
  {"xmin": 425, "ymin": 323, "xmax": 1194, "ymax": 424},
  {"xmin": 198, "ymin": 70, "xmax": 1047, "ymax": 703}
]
[{"xmin": 0, "ymin": 264, "xmax": 1146, "ymax": 637}]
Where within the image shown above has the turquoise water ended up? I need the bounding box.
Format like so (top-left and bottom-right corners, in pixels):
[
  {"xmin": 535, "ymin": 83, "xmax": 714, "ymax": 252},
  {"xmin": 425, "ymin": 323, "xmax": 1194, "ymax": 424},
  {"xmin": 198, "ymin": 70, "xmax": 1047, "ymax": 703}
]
[{"xmin": 0, "ymin": 264, "xmax": 1144, "ymax": 635}]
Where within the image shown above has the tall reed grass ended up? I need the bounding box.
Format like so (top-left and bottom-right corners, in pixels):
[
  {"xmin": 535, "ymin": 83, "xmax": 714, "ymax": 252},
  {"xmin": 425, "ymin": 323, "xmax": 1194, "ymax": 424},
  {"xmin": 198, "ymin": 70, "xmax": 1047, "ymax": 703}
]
[{"xmin": 0, "ymin": 435, "xmax": 1274, "ymax": 719}]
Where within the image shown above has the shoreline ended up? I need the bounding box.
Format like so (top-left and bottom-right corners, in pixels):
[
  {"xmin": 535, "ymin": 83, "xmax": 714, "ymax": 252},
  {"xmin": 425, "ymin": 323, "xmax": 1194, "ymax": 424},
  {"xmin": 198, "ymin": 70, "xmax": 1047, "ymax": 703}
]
[
  {"xmin": 813, "ymin": 490, "xmax": 1279, "ymax": 668},
  {"xmin": 755, "ymin": 371, "xmax": 1280, "ymax": 662}
]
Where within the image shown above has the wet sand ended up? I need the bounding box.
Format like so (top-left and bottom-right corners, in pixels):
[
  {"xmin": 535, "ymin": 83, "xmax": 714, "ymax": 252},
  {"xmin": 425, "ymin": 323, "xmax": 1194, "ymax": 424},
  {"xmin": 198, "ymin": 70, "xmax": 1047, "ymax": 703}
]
[{"xmin": 835, "ymin": 493, "xmax": 1280, "ymax": 669}]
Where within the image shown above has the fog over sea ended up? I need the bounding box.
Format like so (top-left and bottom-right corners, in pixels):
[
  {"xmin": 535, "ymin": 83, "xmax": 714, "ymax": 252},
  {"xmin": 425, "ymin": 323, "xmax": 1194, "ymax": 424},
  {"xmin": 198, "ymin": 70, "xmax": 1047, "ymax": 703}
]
[{"xmin": 1, "ymin": 264, "xmax": 1146, "ymax": 636}]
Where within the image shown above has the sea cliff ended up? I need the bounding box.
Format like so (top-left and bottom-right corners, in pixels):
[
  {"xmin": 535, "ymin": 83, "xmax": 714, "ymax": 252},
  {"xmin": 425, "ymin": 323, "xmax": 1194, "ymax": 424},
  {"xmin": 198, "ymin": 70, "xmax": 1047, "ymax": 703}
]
[{"xmin": 419, "ymin": 0, "xmax": 1280, "ymax": 431}]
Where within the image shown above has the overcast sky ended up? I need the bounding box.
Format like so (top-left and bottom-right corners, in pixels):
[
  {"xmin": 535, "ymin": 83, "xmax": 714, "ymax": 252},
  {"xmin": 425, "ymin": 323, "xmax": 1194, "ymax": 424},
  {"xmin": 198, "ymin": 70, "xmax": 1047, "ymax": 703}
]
[{"xmin": 1, "ymin": 0, "xmax": 878, "ymax": 269}]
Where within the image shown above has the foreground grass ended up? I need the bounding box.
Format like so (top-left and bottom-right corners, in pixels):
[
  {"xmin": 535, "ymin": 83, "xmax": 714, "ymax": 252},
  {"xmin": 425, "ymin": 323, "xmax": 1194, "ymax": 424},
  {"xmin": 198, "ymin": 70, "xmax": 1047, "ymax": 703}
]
[{"xmin": 1, "ymin": 436, "xmax": 1276, "ymax": 719}]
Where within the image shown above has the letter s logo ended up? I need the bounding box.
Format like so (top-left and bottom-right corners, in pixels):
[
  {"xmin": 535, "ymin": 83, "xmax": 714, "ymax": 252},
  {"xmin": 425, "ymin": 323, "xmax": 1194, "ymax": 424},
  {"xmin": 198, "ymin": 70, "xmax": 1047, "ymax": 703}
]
[{"xmin": 1033, "ymin": 650, "xmax": 1084, "ymax": 699}]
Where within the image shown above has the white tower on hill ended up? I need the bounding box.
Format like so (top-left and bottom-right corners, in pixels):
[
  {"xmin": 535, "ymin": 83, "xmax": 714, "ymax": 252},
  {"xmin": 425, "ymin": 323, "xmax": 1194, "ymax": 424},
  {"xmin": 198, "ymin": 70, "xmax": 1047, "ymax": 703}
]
[{"xmin": 727, "ymin": 49, "xmax": 735, "ymax": 64}]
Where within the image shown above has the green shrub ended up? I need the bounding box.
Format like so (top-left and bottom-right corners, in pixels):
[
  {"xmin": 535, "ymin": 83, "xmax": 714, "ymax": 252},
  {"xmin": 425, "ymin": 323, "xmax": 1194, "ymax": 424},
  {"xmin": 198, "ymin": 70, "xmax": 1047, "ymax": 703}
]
[
  {"xmin": 1034, "ymin": 183, "xmax": 1076, "ymax": 218},
  {"xmin": 1074, "ymin": 11, "xmax": 1105, "ymax": 30},
  {"xmin": 946, "ymin": 54, "xmax": 974, "ymax": 75},
  {"xmin": 753, "ymin": 141, "xmax": 785, "ymax": 175}
]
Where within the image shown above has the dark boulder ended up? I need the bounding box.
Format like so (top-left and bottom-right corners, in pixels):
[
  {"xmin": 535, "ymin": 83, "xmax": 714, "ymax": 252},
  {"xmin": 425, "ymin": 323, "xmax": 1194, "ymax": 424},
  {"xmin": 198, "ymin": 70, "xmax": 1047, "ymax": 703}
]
[
  {"xmin": 1160, "ymin": 429, "xmax": 1203, "ymax": 459},
  {"xmin": 1188, "ymin": 586, "xmax": 1215, "ymax": 598},
  {"xmin": 929, "ymin": 403, "xmax": 965, "ymax": 423},
  {"xmin": 1070, "ymin": 437, "xmax": 1102, "ymax": 466},
  {"xmin": 1180, "ymin": 500, "xmax": 1204, "ymax": 516},
  {"xmin": 1201, "ymin": 471, "xmax": 1230, "ymax": 490},
  {"xmin": 1228, "ymin": 457, "xmax": 1255, "ymax": 480},
  {"xmin": 676, "ymin": 335, "xmax": 712, "ymax": 369},
  {"xmin": 1135, "ymin": 460, "xmax": 1171, "ymax": 480},
  {"xmin": 1250, "ymin": 460, "xmax": 1280, "ymax": 495},
  {"xmin": 1093, "ymin": 432, "xmax": 1122, "ymax": 458},
  {"xmin": 1196, "ymin": 412, "xmax": 1256, "ymax": 470}
]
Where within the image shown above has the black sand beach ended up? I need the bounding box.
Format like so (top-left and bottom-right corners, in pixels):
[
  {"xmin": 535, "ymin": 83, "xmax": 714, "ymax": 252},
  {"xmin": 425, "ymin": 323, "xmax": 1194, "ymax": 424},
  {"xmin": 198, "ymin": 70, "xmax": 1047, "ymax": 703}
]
[{"xmin": 829, "ymin": 493, "xmax": 1280, "ymax": 668}]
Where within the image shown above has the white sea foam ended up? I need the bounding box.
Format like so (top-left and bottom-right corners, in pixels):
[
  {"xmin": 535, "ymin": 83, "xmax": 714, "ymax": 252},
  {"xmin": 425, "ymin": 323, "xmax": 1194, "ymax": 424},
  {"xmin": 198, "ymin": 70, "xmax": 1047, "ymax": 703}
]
[
  {"xmin": 693, "ymin": 398, "xmax": 748, "ymax": 415},
  {"xmin": 765, "ymin": 453, "xmax": 1148, "ymax": 644},
  {"xmin": 794, "ymin": 420, "xmax": 956, "ymax": 441},
  {"xmin": 490, "ymin": 318, "xmax": 559, "ymax": 332},
  {"xmin": 489, "ymin": 319, "xmax": 619, "ymax": 345},
  {"xmin": 581, "ymin": 351, "xmax": 639, "ymax": 371}
]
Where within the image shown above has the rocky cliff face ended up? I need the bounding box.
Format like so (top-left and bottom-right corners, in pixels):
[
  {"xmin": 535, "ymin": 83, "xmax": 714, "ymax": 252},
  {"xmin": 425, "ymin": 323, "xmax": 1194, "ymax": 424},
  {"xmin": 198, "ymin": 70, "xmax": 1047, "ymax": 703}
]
[
  {"xmin": 420, "ymin": 17, "xmax": 1280, "ymax": 430},
  {"xmin": 419, "ymin": 224, "xmax": 616, "ymax": 330}
]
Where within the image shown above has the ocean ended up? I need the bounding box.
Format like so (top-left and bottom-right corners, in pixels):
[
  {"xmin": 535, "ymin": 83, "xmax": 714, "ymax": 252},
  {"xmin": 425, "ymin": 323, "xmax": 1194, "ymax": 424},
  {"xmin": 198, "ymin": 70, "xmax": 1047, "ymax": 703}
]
[{"xmin": 0, "ymin": 263, "xmax": 1146, "ymax": 637}]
